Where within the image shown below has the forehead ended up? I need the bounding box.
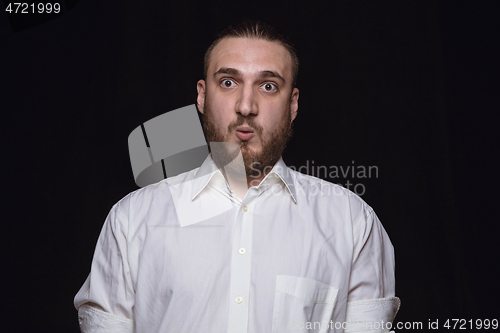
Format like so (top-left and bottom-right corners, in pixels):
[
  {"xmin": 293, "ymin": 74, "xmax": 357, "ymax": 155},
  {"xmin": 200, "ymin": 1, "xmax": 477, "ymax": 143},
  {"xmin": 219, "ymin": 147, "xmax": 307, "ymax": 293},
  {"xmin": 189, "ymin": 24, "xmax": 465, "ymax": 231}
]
[{"xmin": 209, "ymin": 37, "xmax": 292, "ymax": 81}]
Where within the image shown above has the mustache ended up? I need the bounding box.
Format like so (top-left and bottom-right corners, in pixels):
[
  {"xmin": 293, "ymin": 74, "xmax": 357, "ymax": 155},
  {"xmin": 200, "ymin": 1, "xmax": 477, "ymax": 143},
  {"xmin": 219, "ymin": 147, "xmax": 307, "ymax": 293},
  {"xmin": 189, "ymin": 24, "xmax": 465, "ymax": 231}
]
[{"xmin": 228, "ymin": 114, "xmax": 263, "ymax": 135}]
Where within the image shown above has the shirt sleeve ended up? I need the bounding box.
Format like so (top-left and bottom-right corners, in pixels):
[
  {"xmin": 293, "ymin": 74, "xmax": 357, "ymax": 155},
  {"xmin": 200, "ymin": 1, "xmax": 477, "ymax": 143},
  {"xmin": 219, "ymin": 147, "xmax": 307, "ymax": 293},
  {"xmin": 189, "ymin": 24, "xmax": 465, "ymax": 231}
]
[
  {"xmin": 345, "ymin": 204, "xmax": 400, "ymax": 332},
  {"xmin": 74, "ymin": 198, "xmax": 135, "ymax": 331}
]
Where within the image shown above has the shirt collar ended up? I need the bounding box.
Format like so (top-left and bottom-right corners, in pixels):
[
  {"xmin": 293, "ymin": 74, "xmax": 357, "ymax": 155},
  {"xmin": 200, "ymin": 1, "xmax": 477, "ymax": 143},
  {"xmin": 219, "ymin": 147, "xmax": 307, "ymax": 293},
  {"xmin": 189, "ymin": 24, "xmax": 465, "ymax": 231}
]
[{"xmin": 191, "ymin": 154, "xmax": 297, "ymax": 203}]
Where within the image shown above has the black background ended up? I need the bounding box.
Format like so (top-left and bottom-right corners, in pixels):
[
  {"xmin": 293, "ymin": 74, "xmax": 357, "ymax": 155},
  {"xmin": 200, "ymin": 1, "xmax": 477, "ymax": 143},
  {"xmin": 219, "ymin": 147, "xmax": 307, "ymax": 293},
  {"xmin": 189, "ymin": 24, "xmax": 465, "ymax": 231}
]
[{"xmin": 2, "ymin": 0, "xmax": 499, "ymax": 331}]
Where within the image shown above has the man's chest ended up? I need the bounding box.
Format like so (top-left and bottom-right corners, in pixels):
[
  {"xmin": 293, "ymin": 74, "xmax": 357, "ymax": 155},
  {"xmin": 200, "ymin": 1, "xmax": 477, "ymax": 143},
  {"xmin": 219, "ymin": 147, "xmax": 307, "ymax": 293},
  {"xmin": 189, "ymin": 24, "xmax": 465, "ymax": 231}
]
[
  {"xmin": 130, "ymin": 201, "xmax": 353, "ymax": 296},
  {"xmin": 128, "ymin": 197, "xmax": 354, "ymax": 332}
]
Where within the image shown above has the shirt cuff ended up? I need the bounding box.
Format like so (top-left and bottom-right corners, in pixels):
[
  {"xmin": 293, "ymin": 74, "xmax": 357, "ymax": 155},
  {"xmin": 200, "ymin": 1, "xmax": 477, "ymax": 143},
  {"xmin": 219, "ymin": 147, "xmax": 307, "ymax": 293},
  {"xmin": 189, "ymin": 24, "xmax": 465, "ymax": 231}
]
[
  {"xmin": 344, "ymin": 296, "xmax": 400, "ymax": 333},
  {"xmin": 78, "ymin": 304, "xmax": 134, "ymax": 333}
]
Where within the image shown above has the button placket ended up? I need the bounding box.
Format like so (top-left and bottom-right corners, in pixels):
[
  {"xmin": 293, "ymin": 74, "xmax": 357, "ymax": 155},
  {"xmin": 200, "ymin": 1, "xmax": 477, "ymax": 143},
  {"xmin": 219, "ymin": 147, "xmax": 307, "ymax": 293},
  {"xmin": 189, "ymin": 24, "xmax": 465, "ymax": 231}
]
[{"xmin": 227, "ymin": 201, "xmax": 254, "ymax": 333}]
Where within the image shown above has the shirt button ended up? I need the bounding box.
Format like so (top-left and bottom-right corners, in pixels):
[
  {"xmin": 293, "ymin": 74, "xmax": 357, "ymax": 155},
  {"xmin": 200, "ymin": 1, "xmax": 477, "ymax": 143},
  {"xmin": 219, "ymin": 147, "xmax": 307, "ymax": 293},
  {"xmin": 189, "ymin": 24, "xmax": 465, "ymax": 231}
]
[
  {"xmin": 242, "ymin": 205, "xmax": 248, "ymax": 212},
  {"xmin": 239, "ymin": 248, "xmax": 246, "ymax": 255},
  {"xmin": 235, "ymin": 296, "xmax": 243, "ymax": 304}
]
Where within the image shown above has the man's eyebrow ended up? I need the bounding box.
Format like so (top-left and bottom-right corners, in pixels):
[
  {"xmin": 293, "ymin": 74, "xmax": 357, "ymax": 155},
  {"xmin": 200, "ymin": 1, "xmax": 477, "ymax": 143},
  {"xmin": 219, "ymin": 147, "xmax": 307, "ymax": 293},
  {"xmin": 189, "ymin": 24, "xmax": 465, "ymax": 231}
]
[
  {"xmin": 214, "ymin": 67, "xmax": 241, "ymax": 77},
  {"xmin": 257, "ymin": 70, "xmax": 285, "ymax": 83},
  {"xmin": 213, "ymin": 67, "xmax": 285, "ymax": 83}
]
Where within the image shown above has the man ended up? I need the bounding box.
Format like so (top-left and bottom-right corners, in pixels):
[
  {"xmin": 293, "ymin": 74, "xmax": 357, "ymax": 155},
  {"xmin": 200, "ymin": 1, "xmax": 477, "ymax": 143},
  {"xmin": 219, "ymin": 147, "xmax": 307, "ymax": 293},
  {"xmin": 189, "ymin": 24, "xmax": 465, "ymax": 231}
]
[{"xmin": 75, "ymin": 20, "xmax": 400, "ymax": 332}]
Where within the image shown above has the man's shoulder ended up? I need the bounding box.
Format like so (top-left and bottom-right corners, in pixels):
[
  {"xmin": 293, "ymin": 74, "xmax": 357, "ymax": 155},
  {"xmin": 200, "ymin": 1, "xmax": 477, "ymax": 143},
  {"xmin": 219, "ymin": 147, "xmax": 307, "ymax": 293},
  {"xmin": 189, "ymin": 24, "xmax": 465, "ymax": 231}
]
[
  {"xmin": 288, "ymin": 168, "xmax": 373, "ymax": 217},
  {"xmin": 289, "ymin": 168, "xmax": 365, "ymax": 198},
  {"xmin": 113, "ymin": 166, "xmax": 201, "ymax": 211}
]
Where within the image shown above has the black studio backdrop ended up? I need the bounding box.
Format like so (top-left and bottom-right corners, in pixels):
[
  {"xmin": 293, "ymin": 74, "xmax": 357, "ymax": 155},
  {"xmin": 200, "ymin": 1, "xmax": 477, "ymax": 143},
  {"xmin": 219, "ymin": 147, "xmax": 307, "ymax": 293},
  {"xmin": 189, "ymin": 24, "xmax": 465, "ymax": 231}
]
[{"xmin": 2, "ymin": 1, "xmax": 499, "ymax": 331}]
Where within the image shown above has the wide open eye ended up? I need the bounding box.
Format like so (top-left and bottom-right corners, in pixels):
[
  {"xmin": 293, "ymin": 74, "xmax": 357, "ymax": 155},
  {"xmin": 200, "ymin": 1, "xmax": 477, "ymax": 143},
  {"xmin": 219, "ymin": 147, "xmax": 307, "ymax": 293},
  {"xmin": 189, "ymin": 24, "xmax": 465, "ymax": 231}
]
[
  {"xmin": 221, "ymin": 79, "xmax": 236, "ymax": 88},
  {"xmin": 261, "ymin": 82, "xmax": 278, "ymax": 92}
]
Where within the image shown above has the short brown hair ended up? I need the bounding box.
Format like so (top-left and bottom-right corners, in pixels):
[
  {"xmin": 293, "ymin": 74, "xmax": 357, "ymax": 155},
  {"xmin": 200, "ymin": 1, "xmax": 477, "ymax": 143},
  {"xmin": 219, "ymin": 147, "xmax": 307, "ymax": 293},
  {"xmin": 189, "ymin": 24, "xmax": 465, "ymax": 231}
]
[{"xmin": 203, "ymin": 20, "xmax": 299, "ymax": 88}]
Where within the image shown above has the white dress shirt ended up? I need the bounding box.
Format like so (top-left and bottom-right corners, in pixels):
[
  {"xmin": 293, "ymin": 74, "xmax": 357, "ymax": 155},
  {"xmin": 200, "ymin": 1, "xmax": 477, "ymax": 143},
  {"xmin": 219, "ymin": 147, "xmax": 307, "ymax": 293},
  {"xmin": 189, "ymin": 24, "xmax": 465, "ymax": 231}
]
[{"xmin": 74, "ymin": 154, "xmax": 400, "ymax": 333}]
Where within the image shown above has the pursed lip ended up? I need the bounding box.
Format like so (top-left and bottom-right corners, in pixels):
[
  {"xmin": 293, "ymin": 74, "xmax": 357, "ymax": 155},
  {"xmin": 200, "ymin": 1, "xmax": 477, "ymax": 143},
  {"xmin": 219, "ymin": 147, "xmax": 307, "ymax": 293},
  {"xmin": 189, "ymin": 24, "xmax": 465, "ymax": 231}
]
[
  {"xmin": 236, "ymin": 125, "xmax": 255, "ymax": 133},
  {"xmin": 235, "ymin": 126, "xmax": 255, "ymax": 141}
]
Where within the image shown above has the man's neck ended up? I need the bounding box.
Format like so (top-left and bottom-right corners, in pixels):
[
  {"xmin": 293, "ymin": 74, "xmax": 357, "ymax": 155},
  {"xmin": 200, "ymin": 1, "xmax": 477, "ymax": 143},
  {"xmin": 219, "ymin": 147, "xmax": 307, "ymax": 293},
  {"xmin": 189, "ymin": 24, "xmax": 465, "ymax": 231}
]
[
  {"xmin": 212, "ymin": 154, "xmax": 275, "ymax": 200},
  {"xmin": 224, "ymin": 169, "xmax": 270, "ymax": 201}
]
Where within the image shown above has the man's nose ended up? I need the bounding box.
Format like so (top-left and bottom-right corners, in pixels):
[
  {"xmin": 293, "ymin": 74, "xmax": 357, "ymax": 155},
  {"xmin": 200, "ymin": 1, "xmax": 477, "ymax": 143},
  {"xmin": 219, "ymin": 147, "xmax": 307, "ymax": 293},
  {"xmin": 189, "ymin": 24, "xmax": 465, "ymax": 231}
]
[{"xmin": 235, "ymin": 85, "xmax": 258, "ymax": 117}]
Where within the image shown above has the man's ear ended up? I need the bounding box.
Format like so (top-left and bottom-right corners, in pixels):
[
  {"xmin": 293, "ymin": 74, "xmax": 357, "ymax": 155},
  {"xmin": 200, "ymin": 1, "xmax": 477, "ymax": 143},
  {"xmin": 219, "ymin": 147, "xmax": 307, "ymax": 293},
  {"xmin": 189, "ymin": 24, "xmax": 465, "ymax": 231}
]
[
  {"xmin": 290, "ymin": 87, "xmax": 299, "ymax": 121},
  {"xmin": 197, "ymin": 80, "xmax": 206, "ymax": 114}
]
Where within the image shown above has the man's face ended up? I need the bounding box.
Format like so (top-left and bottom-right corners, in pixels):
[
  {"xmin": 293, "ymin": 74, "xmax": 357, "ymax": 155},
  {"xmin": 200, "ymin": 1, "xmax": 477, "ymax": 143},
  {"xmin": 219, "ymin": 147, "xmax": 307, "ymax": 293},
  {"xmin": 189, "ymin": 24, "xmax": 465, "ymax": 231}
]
[{"xmin": 197, "ymin": 37, "xmax": 299, "ymax": 180}]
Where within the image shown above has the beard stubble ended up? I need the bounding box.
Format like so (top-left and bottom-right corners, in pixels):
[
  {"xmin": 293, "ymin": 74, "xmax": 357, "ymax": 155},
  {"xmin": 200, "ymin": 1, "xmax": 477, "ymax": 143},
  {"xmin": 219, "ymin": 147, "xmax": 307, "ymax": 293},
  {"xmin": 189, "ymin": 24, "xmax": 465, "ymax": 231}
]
[{"xmin": 201, "ymin": 100, "xmax": 293, "ymax": 180}]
